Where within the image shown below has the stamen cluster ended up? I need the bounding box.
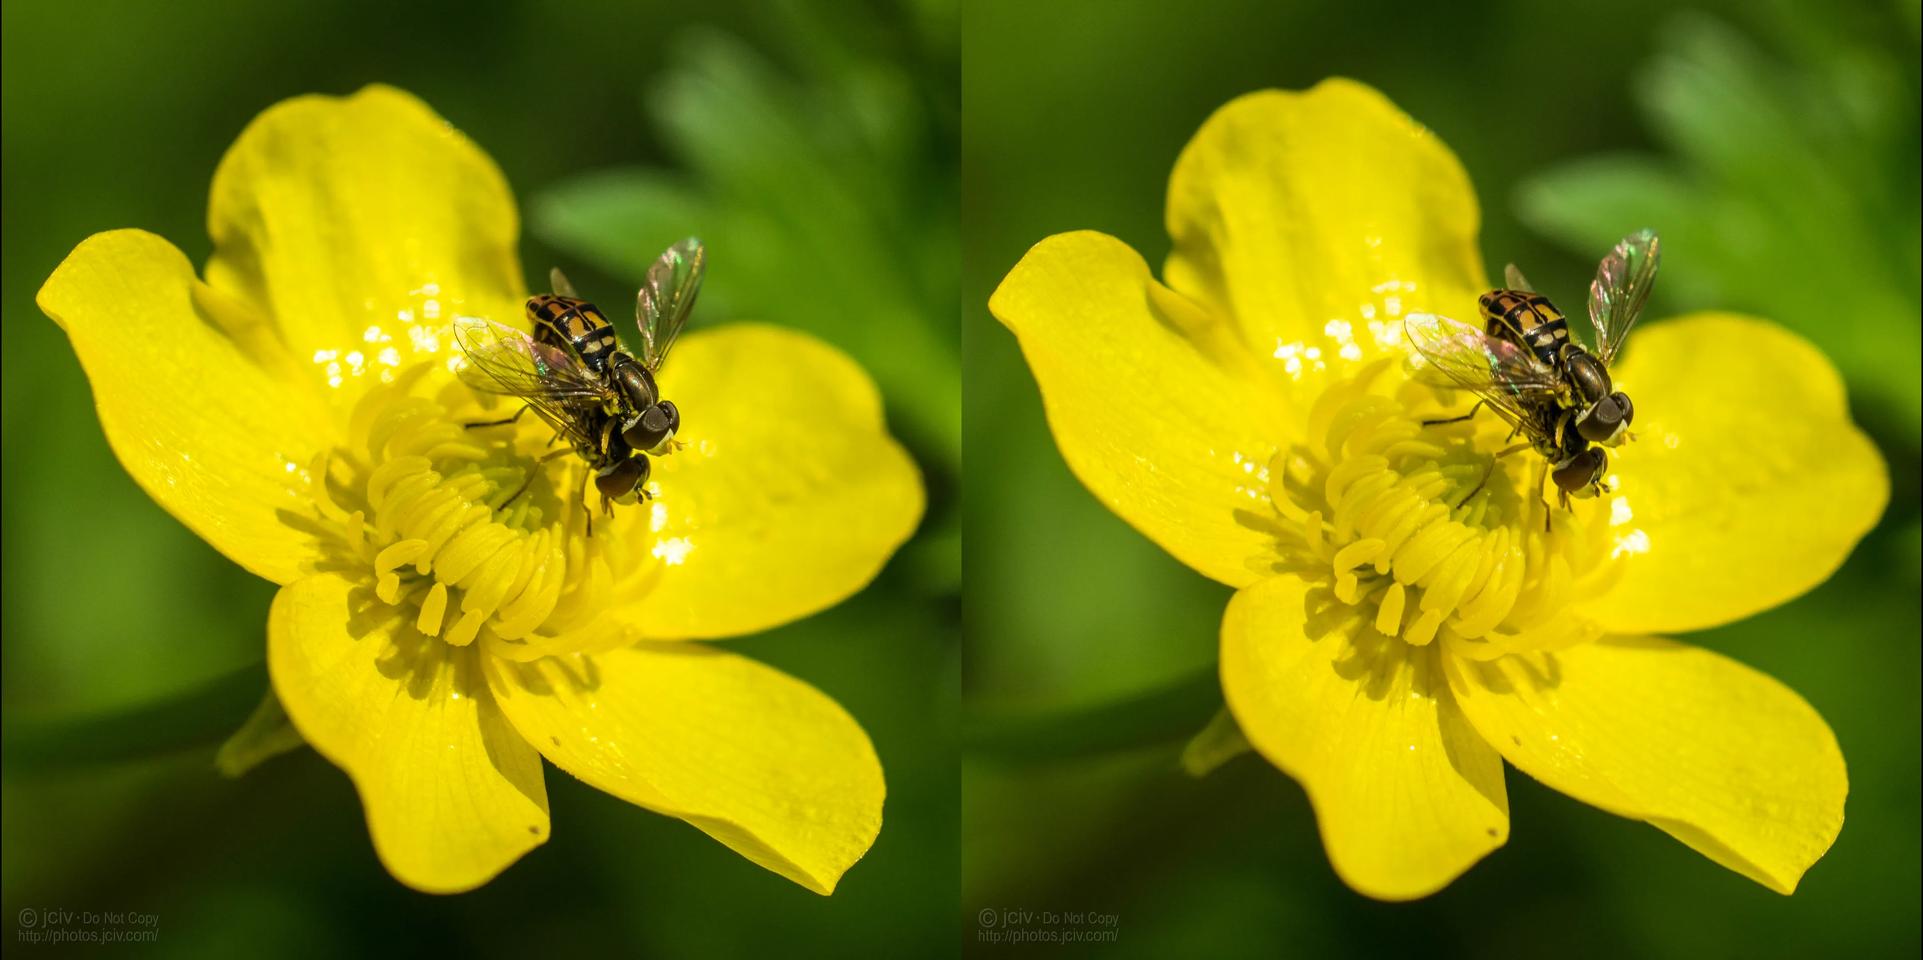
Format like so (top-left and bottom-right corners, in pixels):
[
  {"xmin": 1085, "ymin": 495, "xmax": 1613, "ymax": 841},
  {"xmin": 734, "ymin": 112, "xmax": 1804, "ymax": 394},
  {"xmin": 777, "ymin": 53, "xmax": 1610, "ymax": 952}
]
[
  {"xmin": 308, "ymin": 369, "xmax": 660, "ymax": 659},
  {"xmin": 1262, "ymin": 361, "xmax": 1620, "ymax": 659}
]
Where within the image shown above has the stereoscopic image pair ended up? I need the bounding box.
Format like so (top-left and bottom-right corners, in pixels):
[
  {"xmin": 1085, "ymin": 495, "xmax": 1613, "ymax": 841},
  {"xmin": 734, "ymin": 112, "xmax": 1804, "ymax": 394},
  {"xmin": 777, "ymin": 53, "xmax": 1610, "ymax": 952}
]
[{"xmin": 3, "ymin": 1, "xmax": 1916, "ymax": 956}]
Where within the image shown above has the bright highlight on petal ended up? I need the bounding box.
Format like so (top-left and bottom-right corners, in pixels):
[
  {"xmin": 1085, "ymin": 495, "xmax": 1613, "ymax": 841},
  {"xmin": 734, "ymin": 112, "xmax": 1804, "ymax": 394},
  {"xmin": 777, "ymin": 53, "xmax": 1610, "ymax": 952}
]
[
  {"xmin": 270, "ymin": 573, "xmax": 550, "ymax": 894},
  {"xmin": 1581, "ymin": 313, "xmax": 1888, "ymax": 634},
  {"xmin": 1221, "ymin": 574, "xmax": 1509, "ymax": 900},
  {"xmin": 1447, "ymin": 637, "xmax": 1847, "ymax": 894},
  {"xmin": 486, "ymin": 643, "xmax": 884, "ymax": 895},
  {"xmin": 991, "ymin": 231, "xmax": 1295, "ymax": 587},
  {"xmin": 1164, "ymin": 79, "xmax": 1487, "ymax": 382},
  {"xmin": 204, "ymin": 85, "xmax": 526, "ymax": 403},
  {"xmin": 37, "ymin": 229, "xmax": 340, "ymax": 585}
]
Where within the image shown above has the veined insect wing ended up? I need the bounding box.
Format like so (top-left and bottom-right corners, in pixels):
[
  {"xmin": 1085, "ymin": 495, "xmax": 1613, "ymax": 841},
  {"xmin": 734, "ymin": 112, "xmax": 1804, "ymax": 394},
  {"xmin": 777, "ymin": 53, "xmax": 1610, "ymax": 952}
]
[
  {"xmin": 451, "ymin": 315, "xmax": 607, "ymax": 401},
  {"xmin": 1404, "ymin": 311, "xmax": 1563, "ymax": 439},
  {"xmin": 1587, "ymin": 229, "xmax": 1660, "ymax": 366},
  {"xmin": 1403, "ymin": 313, "xmax": 1558, "ymax": 393},
  {"xmin": 636, "ymin": 237, "xmax": 706, "ymax": 371},
  {"xmin": 1502, "ymin": 262, "xmax": 1534, "ymax": 292},
  {"xmin": 549, "ymin": 266, "xmax": 580, "ymax": 299}
]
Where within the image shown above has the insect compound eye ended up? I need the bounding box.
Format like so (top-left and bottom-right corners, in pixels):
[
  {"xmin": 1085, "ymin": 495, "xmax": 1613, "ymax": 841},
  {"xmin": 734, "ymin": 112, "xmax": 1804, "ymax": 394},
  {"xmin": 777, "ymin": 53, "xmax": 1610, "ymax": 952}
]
[
  {"xmin": 1552, "ymin": 448, "xmax": 1607, "ymax": 497},
  {"xmin": 1578, "ymin": 391, "xmax": 1637, "ymax": 445},
  {"xmin": 621, "ymin": 400, "xmax": 679, "ymax": 453},
  {"xmin": 595, "ymin": 456, "xmax": 650, "ymax": 504},
  {"xmin": 1576, "ymin": 396, "xmax": 1622, "ymax": 443}
]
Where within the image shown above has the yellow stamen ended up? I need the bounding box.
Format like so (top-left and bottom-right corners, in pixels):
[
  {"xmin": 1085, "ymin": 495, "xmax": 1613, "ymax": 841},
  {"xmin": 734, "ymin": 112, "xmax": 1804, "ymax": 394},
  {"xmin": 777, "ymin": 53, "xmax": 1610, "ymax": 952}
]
[
  {"xmin": 1375, "ymin": 581, "xmax": 1407, "ymax": 636},
  {"xmin": 417, "ymin": 582, "xmax": 449, "ymax": 636},
  {"xmin": 1265, "ymin": 365, "xmax": 1620, "ymax": 654},
  {"xmin": 308, "ymin": 369, "xmax": 660, "ymax": 657}
]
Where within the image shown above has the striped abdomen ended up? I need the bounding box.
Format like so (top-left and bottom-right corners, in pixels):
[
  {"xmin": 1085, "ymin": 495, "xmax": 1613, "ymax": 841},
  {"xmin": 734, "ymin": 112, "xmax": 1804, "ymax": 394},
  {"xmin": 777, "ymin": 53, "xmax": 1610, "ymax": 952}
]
[
  {"xmin": 527, "ymin": 294, "xmax": 620, "ymax": 374},
  {"xmin": 1478, "ymin": 289, "xmax": 1569, "ymax": 368}
]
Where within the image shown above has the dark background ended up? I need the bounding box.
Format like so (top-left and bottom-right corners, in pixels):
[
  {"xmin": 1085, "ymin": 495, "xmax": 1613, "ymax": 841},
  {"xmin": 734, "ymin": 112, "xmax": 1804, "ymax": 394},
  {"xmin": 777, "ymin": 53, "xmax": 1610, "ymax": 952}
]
[
  {"xmin": 962, "ymin": 0, "xmax": 1920, "ymax": 957},
  {"xmin": 2, "ymin": 0, "xmax": 958, "ymax": 955}
]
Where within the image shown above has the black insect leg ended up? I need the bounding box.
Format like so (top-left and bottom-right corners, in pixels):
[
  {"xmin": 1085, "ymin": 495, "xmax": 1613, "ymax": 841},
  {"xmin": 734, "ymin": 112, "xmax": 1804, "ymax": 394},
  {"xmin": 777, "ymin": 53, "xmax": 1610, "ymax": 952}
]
[
  {"xmin": 1422, "ymin": 400, "xmax": 1485, "ymax": 427},
  {"xmin": 579, "ymin": 466, "xmax": 595, "ymax": 539},
  {"xmin": 1540, "ymin": 463, "xmax": 1556, "ymax": 531},
  {"xmin": 1457, "ymin": 441, "xmax": 1531, "ymax": 506},
  {"xmin": 1455, "ymin": 464, "xmax": 1493, "ymax": 508},
  {"xmin": 465, "ymin": 405, "xmax": 532, "ymax": 430},
  {"xmin": 499, "ymin": 448, "xmax": 572, "ymax": 509}
]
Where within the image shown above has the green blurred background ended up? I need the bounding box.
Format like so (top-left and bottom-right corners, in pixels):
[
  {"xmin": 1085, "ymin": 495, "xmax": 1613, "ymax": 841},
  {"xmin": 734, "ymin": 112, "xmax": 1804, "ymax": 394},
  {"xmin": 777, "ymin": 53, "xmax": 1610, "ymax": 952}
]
[
  {"xmin": 2, "ymin": 0, "xmax": 957, "ymax": 955},
  {"xmin": 963, "ymin": 0, "xmax": 1919, "ymax": 957}
]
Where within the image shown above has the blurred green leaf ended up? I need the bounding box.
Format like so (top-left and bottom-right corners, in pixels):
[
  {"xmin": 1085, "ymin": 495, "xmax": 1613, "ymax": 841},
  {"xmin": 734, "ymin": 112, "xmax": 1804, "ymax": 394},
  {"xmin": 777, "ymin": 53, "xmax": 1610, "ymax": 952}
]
[
  {"xmin": 1518, "ymin": 13, "xmax": 1921, "ymax": 433},
  {"xmin": 964, "ymin": 666, "xmax": 1220, "ymax": 763},
  {"xmin": 531, "ymin": 172, "xmax": 713, "ymax": 274},
  {"xmin": 2, "ymin": 663, "xmax": 265, "ymax": 773}
]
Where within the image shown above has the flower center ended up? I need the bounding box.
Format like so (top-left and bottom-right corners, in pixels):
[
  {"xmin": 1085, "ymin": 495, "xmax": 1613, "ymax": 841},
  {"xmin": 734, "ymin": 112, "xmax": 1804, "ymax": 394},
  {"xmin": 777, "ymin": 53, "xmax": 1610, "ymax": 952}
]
[
  {"xmin": 1262, "ymin": 360, "xmax": 1621, "ymax": 660},
  {"xmin": 307, "ymin": 365, "xmax": 659, "ymax": 658}
]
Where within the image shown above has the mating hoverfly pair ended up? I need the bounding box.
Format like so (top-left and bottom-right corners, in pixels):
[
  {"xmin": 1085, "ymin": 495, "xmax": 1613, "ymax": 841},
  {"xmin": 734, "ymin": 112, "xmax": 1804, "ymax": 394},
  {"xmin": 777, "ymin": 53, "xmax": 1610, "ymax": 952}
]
[
  {"xmin": 454, "ymin": 238, "xmax": 705, "ymax": 522},
  {"xmin": 1404, "ymin": 229, "xmax": 1659, "ymax": 513}
]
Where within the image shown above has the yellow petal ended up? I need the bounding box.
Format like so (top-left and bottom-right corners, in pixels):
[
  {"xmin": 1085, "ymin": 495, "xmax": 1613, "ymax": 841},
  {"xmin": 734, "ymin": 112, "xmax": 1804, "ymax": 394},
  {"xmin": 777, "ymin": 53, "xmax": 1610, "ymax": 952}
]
[
  {"xmin": 269, "ymin": 574, "xmax": 549, "ymax": 894},
  {"xmin": 1447, "ymin": 637, "xmax": 1845, "ymax": 893},
  {"xmin": 624, "ymin": 324, "xmax": 922, "ymax": 640},
  {"xmin": 1584, "ymin": 313, "xmax": 1887, "ymax": 634},
  {"xmin": 37, "ymin": 230, "xmax": 339, "ymax": 585},
  {"xmin": 486, "ymin": 643, "xmax": 882, "ymax": 894},
  {"xmin": 1220, "ymin": 574, "xmax": 1508, "ymax": 899},
  {"xmin": 990, "ymin": 231, "xmax": 1293, "ymax": 587},
  {"xmin": 1164, "ymin": 79, "xmax": 1487, "ymax": 374},
  {"xmin": 205, "ymin": 85, "xmax": 525, "ymax": 402}
]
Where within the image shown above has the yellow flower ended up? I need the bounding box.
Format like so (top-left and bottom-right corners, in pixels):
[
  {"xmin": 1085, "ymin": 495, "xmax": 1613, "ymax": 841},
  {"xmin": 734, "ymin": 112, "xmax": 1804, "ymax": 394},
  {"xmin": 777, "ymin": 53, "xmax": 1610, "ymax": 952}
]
[
  {"xmin": 990, "ymin": 79, "xmax": 1885, "ymax": 900},
  {"xmin": 37, "ymin": 86, "xmax": 923, "ymax": 895}
]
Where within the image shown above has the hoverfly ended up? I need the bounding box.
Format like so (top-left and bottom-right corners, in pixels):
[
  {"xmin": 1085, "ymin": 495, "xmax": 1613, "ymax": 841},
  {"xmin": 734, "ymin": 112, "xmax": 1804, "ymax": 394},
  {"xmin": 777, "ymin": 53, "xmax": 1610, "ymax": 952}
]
[
  {"xmin": 1405, "ymin": 229, "xmax": 1660, "ymax": 511},
  {"xmin": 455, "ymin": 238, "xmax": 706, "ymax": 518},
  {"xmin": 1480, "ymin": 228, "xmax": 1658, "ymax": 446}
]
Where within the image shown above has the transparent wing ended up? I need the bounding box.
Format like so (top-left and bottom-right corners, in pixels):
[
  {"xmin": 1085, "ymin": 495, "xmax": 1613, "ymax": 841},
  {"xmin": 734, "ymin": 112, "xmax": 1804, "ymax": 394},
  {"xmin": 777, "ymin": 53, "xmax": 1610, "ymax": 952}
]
[
  {"xmin": 1503, "ymin": 263, "xmax": 1534, "ymax": 292},
  {"xmin": 636, "ymin": 237, "xmax": 706, "ymax": 371},
  {"xmin": 548, "ymin": 266, "xmax": 579, "ymax": 299},
  {"xmin": 453, "ymin": 315, "xmax": 608, "ymax": 402},
  {"xmin": 513, "ymin": 394, "xmax": 606, "ymax": 453},
  {"xmin": 1587, "ymin": 229, "xmax": 1660, "ymax": 366},
  {"xmin": 1404, "ymin": 312, "xmax": 1563, "ymax": 431}
]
